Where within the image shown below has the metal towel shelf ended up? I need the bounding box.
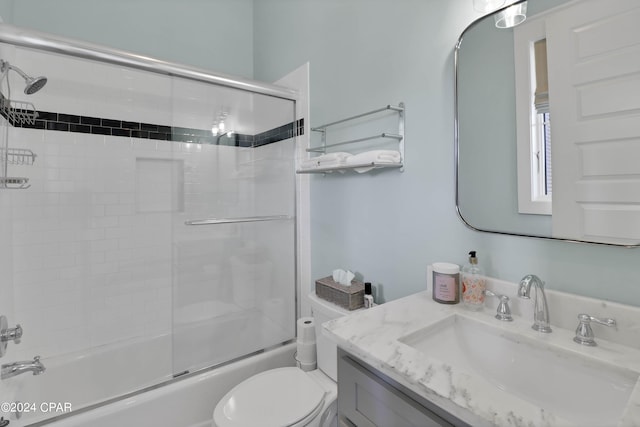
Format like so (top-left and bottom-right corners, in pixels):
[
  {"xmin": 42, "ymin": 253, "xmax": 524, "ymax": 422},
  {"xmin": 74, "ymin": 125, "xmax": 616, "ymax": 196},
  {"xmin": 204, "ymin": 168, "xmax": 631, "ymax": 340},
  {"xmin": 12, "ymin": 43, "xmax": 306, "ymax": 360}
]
[
  {"xmin": 296, "ymin": 162, "xmax": 403, "ymax": 174},
  {"xmin": 306, "ymin": 133, "xmax": 403, "ymax": 153},
  {"xmin": 299, "ymin": 102, "xmax": 405, "ymax": 174},
  {"xmin": 310, "ymin": 104, "xmax": 404, "ymax": 132}
]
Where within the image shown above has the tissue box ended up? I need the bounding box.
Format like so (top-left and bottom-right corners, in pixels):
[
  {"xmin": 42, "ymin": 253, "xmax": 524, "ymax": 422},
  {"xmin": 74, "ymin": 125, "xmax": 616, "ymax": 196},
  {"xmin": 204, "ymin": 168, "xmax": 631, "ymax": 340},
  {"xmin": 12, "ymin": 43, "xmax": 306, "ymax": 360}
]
[{"xmin": 315, "ymin": 276, "xmax": 365, "ymax": 310}]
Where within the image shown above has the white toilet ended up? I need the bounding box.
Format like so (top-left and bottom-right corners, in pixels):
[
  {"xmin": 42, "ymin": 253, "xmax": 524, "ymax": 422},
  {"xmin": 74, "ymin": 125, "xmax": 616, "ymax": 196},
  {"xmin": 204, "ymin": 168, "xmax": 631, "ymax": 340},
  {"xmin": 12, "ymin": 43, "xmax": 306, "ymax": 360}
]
[{"xmin": 213, "ymin": 292, "xmax": 350, "ymax": 427}]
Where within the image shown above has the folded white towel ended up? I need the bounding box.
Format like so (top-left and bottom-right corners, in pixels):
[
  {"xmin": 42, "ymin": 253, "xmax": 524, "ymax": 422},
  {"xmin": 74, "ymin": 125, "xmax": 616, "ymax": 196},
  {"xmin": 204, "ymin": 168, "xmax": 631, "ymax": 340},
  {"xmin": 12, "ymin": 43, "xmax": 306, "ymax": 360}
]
[
  {"xmin": 315, "ymin": 152, "xmax": 352, "ymax": 164},
  {"xmin": 299, "ymin": 152, "xmax": 352, "ymax": 170},
  {"xmin": 345, "ymin": 150, "xmax": 402, "ymax": 173},
  {"xmin": 300, "ymin": 158, "xmax": 320, "ymax": 170},
  {"xmin": 346, "ymin": 150, "xmax": 401, "ymax": 165}
]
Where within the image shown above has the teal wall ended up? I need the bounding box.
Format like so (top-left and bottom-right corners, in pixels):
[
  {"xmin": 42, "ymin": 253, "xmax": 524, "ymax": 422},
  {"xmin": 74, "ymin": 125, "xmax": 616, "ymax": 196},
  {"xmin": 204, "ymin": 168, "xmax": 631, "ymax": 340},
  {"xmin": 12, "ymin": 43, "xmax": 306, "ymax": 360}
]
[
  {"xmin": 0, "ymin": 0, "xmax": 255, "ymax": 79},
  {"xmin": 252, "ymin": 0, "xmax": 640, "ymax": 306},
  {"xmin": 2, "ymin": 0, "xmax": 639, "ymax": 306}
]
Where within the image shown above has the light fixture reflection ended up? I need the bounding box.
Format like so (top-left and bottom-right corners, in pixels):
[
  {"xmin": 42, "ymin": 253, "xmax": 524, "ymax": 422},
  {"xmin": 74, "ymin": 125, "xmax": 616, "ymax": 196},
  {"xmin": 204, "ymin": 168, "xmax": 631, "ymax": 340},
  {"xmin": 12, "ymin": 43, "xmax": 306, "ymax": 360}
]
[
  {"xmin": 473, "ymin": 0, "xmax": 505, "ymax": 13},
  {"xmin": 211, "ymin": 110, "xmax": 229, "ymax": 136},
  {"xmin": 495, "ymin": 2, "xmax": 527, "ymax": 28}
]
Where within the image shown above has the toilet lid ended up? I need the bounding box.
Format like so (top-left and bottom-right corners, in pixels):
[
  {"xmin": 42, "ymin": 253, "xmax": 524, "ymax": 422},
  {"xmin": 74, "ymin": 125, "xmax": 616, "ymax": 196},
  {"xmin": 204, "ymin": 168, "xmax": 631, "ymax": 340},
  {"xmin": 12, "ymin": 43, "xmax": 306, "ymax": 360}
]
[{"xmin": 214, "ymin": 367, "xmax": 326, "ymax": 427}]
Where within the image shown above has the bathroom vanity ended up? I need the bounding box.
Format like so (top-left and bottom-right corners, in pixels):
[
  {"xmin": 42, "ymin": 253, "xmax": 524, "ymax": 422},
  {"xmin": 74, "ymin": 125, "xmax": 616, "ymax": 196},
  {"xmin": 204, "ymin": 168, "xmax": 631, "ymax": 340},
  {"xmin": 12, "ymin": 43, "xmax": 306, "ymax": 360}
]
[
  {"xmin": 324, "ymin": 276, "xmax": 640, "ymax": 427},
  {"xmin": 337, "ymin": 349, "xmax": 471, "ymax": 427}
]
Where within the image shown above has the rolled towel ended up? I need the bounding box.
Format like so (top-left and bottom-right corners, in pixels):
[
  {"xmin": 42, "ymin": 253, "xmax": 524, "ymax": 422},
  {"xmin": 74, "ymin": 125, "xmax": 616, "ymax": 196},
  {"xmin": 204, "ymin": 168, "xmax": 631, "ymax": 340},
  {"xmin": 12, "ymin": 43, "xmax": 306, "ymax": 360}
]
[
  {"xmin": 345, "ymin": 150, "xmax": 402, "ymax": 173},
  {"xmin": 299, "ymin": 152, "xmax": 352, "ymax": 170}
]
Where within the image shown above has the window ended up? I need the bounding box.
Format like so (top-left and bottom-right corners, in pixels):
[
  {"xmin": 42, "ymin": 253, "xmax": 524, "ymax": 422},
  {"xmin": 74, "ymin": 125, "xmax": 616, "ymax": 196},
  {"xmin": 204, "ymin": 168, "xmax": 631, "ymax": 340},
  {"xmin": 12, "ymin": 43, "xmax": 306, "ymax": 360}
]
[{"xmin": 514, "ymin": 21, "xmax": 552, "ymax": 215}]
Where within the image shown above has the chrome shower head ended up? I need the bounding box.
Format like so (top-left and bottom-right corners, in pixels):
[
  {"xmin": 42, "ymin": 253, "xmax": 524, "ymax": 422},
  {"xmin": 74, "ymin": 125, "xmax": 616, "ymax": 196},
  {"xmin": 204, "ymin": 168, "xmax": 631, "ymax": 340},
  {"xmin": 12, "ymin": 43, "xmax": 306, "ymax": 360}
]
[
  {"xmin": 0, "ymin": 60, "xmax": 47, "ymax": 95},
  {"xmin": 23, "ymin": 75, "xmax": 47, "ymax": 95}
]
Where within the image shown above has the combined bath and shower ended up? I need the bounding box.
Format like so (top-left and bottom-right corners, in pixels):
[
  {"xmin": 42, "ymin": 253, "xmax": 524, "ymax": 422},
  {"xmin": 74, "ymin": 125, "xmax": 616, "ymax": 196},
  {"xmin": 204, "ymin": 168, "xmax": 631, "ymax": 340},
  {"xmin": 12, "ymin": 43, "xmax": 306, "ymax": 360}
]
[{"xmin": 0, "ymin": 59, "xmax": 47, "ymax": 95}]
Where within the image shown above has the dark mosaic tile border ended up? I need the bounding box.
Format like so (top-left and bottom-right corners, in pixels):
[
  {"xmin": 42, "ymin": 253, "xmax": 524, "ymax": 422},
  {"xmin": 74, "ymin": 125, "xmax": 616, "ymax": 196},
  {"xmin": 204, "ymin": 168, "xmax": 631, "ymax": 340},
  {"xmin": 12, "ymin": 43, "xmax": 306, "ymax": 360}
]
[{"xmin": 0, "ymin": 104, "xmax": 303, "ymax": 148}]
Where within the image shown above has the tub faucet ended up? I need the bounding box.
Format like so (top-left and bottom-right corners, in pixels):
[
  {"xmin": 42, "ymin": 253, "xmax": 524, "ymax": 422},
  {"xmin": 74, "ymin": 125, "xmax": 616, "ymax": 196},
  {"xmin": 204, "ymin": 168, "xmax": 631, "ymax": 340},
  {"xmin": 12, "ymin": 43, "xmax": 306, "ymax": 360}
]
[
  {"xmin": 518, "ymin": 274, "xmax": 552, "ymax": 333},
  {"xmin": 1, "ymin": 356, "xmax": 45, "ymax": 380}
]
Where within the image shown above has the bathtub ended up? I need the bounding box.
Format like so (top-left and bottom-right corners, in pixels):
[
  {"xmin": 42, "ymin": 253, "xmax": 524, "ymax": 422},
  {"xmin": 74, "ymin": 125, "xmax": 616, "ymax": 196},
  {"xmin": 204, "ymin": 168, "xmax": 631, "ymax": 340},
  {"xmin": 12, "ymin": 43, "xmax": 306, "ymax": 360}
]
[
  {"xmin": 4, "ymin": 302, "xmax": 295, "ymax": 426},
  {"xmin": 16, "ymin": 342, "xmax": 295, "ymax": 427}
]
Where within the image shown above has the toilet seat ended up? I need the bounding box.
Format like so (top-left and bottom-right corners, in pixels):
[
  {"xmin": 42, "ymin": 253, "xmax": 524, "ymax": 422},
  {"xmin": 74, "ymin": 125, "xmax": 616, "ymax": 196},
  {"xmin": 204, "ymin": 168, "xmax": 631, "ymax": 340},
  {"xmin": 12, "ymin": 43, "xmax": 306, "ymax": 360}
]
[{"xmin": 214, "ymin": 367, "xmax": 326, "ymax": 427}]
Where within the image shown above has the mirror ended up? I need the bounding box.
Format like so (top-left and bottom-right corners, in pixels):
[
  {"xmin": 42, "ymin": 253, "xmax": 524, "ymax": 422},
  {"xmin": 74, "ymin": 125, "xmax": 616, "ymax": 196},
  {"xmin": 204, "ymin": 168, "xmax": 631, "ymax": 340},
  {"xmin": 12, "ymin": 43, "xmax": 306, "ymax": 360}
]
[{"xmin": 455, "ymin": 0, "xmax": 640, "ymax": 247}]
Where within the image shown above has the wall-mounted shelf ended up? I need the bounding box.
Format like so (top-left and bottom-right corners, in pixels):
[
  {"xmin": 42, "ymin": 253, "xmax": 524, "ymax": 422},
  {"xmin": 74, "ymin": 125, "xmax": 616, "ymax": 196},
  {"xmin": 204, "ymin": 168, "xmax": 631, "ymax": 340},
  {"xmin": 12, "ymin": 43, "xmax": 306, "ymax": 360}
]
[
  {"xmin": 1, "ymin": 148, "xmax": 37, "ymax": 189},
  {"xmin": 0, "ymin": 96, "xmax": 39, "ymax": 189},
  {"xmin": 5, "ymin": 148, "xmax": 36, "ymax": 165},
  {"xmin": 296, "ymin": 161, "xmax": 403, "ymax": 174},
  {"xmin": 0, "ymin": 177, "xmax": 30, "ymax": 189},
  {"xmin": 297, "ymin": 103, "xmax": 405, "ymax": 174},
  {"xmin": 0, "ymin": 99, "xmax": 38, "ymax": 126}
]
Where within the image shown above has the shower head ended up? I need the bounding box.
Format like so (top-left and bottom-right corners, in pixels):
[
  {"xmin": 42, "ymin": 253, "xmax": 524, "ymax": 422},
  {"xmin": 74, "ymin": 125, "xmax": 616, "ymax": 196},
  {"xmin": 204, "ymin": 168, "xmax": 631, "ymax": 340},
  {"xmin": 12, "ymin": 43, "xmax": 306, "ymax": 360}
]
[
  {"xmin": 0, "ymin": 60, "xmax": 47, "ymax": 95},
  {"xmin": 23, "ymin": 75, "xmax": 47, "ymax": 95}
]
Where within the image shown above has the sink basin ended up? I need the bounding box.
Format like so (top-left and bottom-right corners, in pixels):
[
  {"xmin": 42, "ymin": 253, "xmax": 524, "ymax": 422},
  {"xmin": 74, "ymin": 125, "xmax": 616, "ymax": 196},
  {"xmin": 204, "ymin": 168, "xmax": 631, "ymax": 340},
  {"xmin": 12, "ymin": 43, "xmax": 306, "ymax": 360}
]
[{"xmin": 399, "ymin": 314, "xmax": 638, "ymax": 426}]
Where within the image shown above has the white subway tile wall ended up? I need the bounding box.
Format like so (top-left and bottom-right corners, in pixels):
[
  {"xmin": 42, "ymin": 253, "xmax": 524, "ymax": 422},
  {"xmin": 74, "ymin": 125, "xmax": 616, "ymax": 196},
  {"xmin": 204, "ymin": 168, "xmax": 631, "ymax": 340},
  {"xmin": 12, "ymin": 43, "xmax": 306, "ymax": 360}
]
[{"xmin": 0, "ymin": 44, "xmax": 297, "ymax": 373}]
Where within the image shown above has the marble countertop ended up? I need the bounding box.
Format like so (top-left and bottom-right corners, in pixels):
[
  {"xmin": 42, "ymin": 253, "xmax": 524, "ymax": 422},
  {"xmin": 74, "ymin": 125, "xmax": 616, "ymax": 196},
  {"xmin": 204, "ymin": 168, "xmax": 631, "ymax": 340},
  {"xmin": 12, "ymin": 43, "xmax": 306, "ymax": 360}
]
[{"xmin": 323, "ymin": 289, "xmax": 640, "ymax": 427}]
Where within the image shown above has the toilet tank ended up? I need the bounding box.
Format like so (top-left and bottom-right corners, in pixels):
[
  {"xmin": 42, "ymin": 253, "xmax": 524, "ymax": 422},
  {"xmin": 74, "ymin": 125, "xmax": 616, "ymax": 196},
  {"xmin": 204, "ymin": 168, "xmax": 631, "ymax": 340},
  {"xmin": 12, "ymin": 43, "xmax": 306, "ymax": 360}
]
[{"xmin": 308, "ymin": 292, "xmax": 352, "ymax": 382}]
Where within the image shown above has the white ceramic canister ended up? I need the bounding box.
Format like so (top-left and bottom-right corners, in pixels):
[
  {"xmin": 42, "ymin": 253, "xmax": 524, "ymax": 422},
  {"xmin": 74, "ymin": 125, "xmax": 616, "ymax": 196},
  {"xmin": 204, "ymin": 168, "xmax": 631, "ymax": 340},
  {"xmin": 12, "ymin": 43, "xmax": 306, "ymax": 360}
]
[{"xmin": 432, "ymin": 262, "xmax": 460, "ymax": 304}]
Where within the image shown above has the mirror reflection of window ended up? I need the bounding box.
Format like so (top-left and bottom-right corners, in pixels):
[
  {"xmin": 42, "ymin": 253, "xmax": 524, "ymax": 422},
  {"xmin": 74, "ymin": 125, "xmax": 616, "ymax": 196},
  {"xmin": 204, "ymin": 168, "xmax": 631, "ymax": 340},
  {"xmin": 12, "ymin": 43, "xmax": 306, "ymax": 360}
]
[
  {"xmin": 515, "ymin": 19, "xmax": 552, "ymax": 216},
  {"xmin": 533, "ymin": 39, "xmax": 551, "ymax": 199}
]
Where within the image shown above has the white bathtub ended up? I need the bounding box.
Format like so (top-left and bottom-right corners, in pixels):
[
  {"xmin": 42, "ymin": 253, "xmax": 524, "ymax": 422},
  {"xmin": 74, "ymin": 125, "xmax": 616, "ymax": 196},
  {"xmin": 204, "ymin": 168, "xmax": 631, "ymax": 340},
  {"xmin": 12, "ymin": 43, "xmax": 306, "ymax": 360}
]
[
  {"xmin": 18, "ymin": 343, "xmax": 295, "ymax": 427},
  {"xmin": 3, "ymin": 303, "xmax": 295, "ymax": 426}
]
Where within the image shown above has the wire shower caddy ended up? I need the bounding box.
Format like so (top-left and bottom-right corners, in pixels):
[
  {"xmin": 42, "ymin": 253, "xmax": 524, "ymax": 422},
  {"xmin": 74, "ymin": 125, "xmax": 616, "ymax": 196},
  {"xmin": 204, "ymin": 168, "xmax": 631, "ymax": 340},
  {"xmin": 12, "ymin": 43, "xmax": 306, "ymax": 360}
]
[
  {"xmin": 0, "ymin": 98, "xmax": 38, "ymax": 126},
  {"xmin": 0, "ymin": 101, "xmax": 38, "ymax": 189}
]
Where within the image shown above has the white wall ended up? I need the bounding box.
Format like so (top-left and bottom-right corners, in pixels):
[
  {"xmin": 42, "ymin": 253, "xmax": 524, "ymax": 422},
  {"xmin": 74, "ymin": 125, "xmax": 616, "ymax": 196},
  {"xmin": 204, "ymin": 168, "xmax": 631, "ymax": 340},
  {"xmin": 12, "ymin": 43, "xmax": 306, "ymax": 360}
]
[{"xmin": 253, "ymin": 0, "xmax": 640, "ymax": 307}]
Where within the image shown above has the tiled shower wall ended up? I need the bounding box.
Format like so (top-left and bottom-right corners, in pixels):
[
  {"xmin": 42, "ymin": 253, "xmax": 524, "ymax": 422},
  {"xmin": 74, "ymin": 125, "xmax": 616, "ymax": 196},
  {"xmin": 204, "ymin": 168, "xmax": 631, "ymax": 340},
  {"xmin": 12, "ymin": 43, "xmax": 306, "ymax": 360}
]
[
  {"xmin": 0, "ymin": 45, "xmax": 297, "ymax": 361},
  {"xmin": 7, "ymin": 129, "xmax": 177, "ymax": 358}
]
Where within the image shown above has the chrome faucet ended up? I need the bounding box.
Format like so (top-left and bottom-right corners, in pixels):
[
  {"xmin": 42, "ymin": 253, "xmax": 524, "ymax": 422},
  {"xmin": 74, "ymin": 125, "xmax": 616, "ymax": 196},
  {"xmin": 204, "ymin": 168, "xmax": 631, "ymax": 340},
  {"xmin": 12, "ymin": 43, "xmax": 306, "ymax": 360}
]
[
  {"xmin": 518, "ymin": 274, "xmax": 552, "ymax": 333},
  {"xmin": 1, "ymin": 356, "xmax": 45, "ymax": 380}
]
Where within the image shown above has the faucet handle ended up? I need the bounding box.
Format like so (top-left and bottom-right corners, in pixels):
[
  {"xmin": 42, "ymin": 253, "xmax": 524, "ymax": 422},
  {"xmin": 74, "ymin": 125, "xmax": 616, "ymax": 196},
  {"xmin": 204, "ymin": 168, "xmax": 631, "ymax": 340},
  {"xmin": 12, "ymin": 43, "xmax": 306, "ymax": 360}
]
[
  {"xmin": 0, "ymin": 316, "xmax": 23, "ymax": 358},
  {"xmin": 484, "ymin": 290, "xmax": 513, "ymax": 322},
  {"xmin": 573, "ymin": 313, "xmax": 616, "ymax": 347},
  {"xmin": 2, "ymin": 324, "xmax": 23, "ymax": 345}
]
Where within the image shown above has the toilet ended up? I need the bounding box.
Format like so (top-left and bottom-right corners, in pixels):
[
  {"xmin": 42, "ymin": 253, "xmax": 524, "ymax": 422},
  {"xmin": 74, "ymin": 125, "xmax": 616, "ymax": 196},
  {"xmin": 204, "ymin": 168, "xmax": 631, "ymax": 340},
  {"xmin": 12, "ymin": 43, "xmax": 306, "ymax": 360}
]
[{"xmin": 213, "ymin": 292, "xmax": 350, "ymax": 427}]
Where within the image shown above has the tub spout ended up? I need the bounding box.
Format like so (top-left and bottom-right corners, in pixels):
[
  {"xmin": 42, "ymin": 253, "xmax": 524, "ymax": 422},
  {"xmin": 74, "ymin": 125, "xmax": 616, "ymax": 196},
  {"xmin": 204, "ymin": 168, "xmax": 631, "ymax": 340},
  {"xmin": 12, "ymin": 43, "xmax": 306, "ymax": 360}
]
[{"xmin": 1, "ymin": 356, "xmax": 45, "ymax": 380}]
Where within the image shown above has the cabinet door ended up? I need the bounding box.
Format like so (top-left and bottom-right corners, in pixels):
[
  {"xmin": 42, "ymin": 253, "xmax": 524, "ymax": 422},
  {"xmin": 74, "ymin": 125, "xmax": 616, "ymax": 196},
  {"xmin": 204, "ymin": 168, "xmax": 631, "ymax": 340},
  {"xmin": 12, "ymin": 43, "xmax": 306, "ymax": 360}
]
[{"xmin": 338, "ymin": 354, "xmax": 454, "ymax": 427}]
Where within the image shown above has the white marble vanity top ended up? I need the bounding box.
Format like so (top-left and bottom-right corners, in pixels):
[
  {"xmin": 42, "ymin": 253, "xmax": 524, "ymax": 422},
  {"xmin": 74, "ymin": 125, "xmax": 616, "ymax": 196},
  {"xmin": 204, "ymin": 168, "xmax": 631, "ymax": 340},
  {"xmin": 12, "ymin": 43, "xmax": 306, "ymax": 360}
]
[{"xmin": 323, "ymin": 277, "xmax": 640, "ymax": 427}]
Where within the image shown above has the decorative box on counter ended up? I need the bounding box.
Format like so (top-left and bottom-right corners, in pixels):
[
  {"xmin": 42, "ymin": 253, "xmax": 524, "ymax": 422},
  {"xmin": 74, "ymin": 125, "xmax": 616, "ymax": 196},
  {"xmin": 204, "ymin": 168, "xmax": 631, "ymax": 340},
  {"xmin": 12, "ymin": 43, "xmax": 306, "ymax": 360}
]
[{"xmin": 315, "ymin": 276, "xmax": 365, "ymax": 310}]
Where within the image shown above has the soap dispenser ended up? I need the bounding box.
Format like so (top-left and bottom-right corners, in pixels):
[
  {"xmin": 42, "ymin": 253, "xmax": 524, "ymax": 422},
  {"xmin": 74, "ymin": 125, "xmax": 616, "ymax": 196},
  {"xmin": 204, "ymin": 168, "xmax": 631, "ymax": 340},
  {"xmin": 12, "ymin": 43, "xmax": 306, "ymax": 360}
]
[{"xmin": 461, "ymin": 251, "xmax": 486, "ymax": 311}]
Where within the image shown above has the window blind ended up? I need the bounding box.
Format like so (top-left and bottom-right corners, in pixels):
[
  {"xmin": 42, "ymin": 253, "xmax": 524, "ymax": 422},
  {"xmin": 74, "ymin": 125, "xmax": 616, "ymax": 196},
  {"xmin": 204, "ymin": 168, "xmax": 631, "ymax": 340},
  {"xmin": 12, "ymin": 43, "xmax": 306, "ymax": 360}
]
[{"xmin": 534, "ymin": 39, "xmax": 549, "ymax": 113}]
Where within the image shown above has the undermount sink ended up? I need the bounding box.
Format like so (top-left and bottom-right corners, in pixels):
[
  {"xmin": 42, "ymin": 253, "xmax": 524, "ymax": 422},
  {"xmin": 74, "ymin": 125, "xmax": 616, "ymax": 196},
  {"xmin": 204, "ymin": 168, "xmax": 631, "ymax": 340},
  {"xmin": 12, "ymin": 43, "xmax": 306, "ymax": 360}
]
[{"xmin": 399, "ymin": 313, "xmax": 638, "ymax": 426}]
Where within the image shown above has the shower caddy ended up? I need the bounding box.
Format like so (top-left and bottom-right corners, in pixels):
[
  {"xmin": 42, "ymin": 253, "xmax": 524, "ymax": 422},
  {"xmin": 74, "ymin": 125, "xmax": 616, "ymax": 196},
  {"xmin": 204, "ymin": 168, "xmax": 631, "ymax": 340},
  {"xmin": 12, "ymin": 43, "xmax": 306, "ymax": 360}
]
[
  {"xmin": 297, "ymin": 102, "xmax": 405, "ymax": 174},
  {"xmin": 0, "ymin": 91, "xmax": 39, "ymax": 190}
]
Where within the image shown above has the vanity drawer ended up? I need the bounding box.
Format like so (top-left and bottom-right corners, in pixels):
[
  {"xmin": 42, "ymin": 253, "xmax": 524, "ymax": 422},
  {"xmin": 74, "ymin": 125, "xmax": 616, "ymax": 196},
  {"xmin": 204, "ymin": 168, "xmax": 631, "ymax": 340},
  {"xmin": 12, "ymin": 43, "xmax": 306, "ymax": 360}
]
[{"xmin": 338, "ymin": 352, "xmax": 457, "ymax": 427}]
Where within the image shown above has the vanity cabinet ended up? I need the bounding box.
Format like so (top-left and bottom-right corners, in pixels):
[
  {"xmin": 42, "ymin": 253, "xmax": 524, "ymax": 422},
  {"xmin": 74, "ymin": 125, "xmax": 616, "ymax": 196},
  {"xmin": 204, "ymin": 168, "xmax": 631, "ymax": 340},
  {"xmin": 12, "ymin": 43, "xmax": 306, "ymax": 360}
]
[{"xmin": 337, "ymin": 349, "xmax": 470, "ymax": 427}]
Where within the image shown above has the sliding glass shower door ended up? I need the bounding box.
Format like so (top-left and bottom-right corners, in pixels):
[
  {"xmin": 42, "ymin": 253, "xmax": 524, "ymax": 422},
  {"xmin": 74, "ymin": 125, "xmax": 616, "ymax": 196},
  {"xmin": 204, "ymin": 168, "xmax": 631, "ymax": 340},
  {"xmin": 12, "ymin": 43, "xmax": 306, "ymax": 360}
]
[
  {"xmin": 0, "ymin": 33, "xmax": 298, "ymax": 423},
  {"xmin": 169, "ymin": 79, "xmax": 297, "ymax": 375}
]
